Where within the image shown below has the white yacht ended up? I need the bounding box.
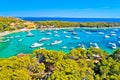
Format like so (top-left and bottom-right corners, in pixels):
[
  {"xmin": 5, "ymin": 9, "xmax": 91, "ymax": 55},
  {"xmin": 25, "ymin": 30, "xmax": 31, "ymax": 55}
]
[
  {"xmin": 61, "ymin": 46, "xmax": 67, "ymax": 49},
  {"xmin": 72, "ymin": 32, "xmax": 77, "ymax": 35},
  {"xmin": 68, "ymin": 29, "xmax": 74, "ymax": 32},
  {"xmin": 63, "ymin": 31, "xmax": 68, "ymax": 34},
  {"xmin": 46, "ymin": 32, "xmax": 52, "ymax": 35},
  {"xmin": 110, "ymin": 31, "xmax": 115, "ymax": 34},
  {"xmin": 98, "ymin": 32, "xmax": 104, "ymax": 34},
  {"xmin": 109, "ymin": 42, "xmax": 117, "ymax": 49},
  {"xmin": 51, "ymin": 40, "xmax": 62, "ymax": 45},
  {"xmin": 39, "ymin": 37, "xmax": 50, "ymax": 42},
  {"xmin": 27, "ymin": 32, "xmax": 34, "ymax": 37},
  {"xmin": 111, "ymin": 43, "xmax": 117, "ymax": 49},
  {"xmin": 90, "ymin": 42, "xmax": 99, "ymax": 49},
  {"xmin": 86, "ymin": 32, "xmax": 91, "ymax": 34},
  {"xmin": 54, "ymin": 31, "xmax": 58, "ymax": 33},
  {"xmin": 81, "ymin": 44, "xmax": 85, "ymax": 50},
  {"xmin": 104, "ymin": 35, "xmax": 110, "ymax": 38},
  {"xmin": 65, "ymin": 35, "xmax": 71, "ymax": 38},
  {"xmin": 78, "ymin": 44, "xmax": 85, "ymax": 49},
  {"xmin": 31, "ymin": 43, "xmax": 43, "ymax": 48},
  {"xmin": 55, "ymin": 34, "xmax": 60, "ymax": 37},
  {"xmin": 110, "ymin": 34, "xmax": 116, "ymax": 36},
  {"xmin": 73, "ymin": 36, "xmax": 80, "ymax": 39}
]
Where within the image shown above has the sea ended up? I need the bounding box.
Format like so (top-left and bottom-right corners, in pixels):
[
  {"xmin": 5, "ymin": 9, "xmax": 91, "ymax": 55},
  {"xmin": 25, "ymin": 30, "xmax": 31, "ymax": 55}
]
[
  {"xmin": 0, "ymin": 28, "xmax": 120, "ymax": 58},
  {"xmin": 19, "ymin": 17, "xmax": 120, "ymax": 22}
]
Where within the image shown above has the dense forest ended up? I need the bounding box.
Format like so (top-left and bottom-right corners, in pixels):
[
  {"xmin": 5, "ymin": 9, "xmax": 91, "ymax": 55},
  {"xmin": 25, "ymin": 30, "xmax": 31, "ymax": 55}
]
[
  {"xmin": 0, "ymin": 17, "xmax": 120, "ymax": 32},
  {"xmin": 35, "ymin": 21, "xmax": 120, "ymax": 28},
  {"xmin": 0, "ymin": 48, "xmax": 120, "ymax": 80}
]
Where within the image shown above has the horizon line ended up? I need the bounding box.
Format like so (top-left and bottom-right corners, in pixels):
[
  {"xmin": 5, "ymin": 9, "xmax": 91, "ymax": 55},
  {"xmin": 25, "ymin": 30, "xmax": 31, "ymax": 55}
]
[{"xmin": 1, "ymin": 16, "xmax": 120, "ymax": 19}]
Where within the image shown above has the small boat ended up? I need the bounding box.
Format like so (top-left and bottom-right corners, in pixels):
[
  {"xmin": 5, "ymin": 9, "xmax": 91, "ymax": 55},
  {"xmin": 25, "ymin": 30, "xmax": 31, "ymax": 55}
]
[
  {"xmin": 61, "ymin": 46, "xmax": 67, "ymax": 49},
  {"xmin": 110, "ymin": 31, "xmax": 115, "ymax": 34},
  {"xmin": 81, "ymin": 44, "xmax": 85, "ymax": 49},
  {"xmin": 54, "ymin": 31, "xmax": 58, "ymax": 33},
  {"xmin": 65, "ymin": 35, "xmax": 71, "ymax": 38},
  {"xmin": 51, "ymin": 40, "xmax": 62, "ymax": 45},
  {"xmin": 20, "ymin": 28, "xmax": 26, "ymax": 32},
  {"xmin": 104, "ymin": 35, "xmax": 110, "ymax": 38},
  {"xmin": 109, "ymin": 42, "xmax": 117, "ymax": 49},
  {"xmin": 94, "ymin": 43, "xmax": 99, "ymax": 49},
  {"xmin": 55, "ymin": 34, "xmax": 60, "ymax": 37},
  {"xmin": 68, "ymin": 29, "xmax": 74, "ymax": 32},
  {"xmin": 98, "ymin": 32, "xmax": 104, "ymax": 34},
  {"xmin": 46, "ymin": 32, "xmax": 52, "ymax": 35},
  {"xmin": 90, "ymin": 42, "xmax": 99, "ymax": 49},
  {"xmin": 110, "ymin": 34, "xmax": 116, "ymax": 36},
  {"xmin": 39, "ymin": 37, "xmax": 50, "ymax": 42},
  {"xmin": 72, "ymin": 32, "xmax": 77, "ymax": 35},
  {"xmin": 18, "ymin": 39, "xmax": 22, "ymax": 42},
  {"xmin": 41, "ymin": 31, "xmax": 45, "ymax": 33},
  {"xmin": 86, "ymin": 32, "xmax": 91, "ymax": 34},
  {"xmin": 26, "ymin": 32, "xmax": 34, "ymax": 37},
  {"xmin": 73, "ymin": 36, "xmax": 80, "ymax": 39},
  {"xmin": 78, "ymin": 44, "xmax": 85, "ymax": 49},
  {"xmin": 31, "ymin": 43, "xmax": 43, "ymax": 48},
  {"xmin": 63, "ymin": 31, "xmax": 68, "ymax": 34},
  {"xmin": 111, "ymin": 43, "xmax": 117, "ymax": 49}
]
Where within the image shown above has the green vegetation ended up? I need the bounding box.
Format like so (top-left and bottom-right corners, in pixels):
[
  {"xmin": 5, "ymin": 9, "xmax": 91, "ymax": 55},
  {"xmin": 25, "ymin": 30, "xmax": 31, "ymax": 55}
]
[
  {"xmin": 0, "ymin": 17, "xmax": 25, "ymax": 31},
  {"xmin": 35, "ymin": 21, "xmax": 120, "ymax": 28},
  {"xmin": 0, "ymin": 48, "xmax": 120, "ymax": 80},
  {"xmin": 0, "ymin": 16, "xmax": 120, "ymax": 32},
  {"xmin": 35, "ymin": 21, "xmax": 80, "ymax": 28}
]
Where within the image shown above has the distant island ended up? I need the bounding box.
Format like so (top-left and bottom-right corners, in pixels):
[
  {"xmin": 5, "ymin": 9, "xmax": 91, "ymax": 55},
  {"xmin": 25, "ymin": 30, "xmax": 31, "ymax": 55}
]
[{"xmin": 0, "ymin": 16, "xmax": 120, "ymax": 33}]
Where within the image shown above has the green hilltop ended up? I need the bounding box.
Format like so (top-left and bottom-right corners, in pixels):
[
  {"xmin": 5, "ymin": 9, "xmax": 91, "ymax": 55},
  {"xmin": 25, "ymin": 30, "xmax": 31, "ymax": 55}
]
[{"xmin": 0, "ymin": 48, "xmax": 120, "ymax": 80}]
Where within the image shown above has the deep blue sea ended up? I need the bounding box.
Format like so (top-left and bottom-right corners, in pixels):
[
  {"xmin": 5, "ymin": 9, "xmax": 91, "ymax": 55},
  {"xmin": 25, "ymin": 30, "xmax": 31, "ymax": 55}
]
[{"xmin": 19, "ymin": 17, "xmax": 120, "ymax": 22}]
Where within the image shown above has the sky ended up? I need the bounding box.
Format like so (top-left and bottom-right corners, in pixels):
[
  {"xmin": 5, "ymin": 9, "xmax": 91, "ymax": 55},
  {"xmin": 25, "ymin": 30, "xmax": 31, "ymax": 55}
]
[{"xmin": 0, "ymin": 0, "xmax": 120, "ymax": 18}]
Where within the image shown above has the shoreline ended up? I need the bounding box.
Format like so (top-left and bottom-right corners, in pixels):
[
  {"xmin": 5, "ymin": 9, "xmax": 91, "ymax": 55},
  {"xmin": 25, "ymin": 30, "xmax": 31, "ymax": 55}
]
[
  {"xmin": 0, "ymin": 26, "xmax": 120, "ymax": 37},
  {"xmin": 0, "ymin": 30, "xmax": 21, "ymax": 37}
]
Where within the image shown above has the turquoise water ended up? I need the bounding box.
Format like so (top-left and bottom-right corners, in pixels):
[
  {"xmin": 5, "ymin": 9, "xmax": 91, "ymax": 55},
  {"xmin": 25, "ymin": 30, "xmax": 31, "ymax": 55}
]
[{"xmin": 0, "ymin": 28, "xmax": 120, "ymax": 58}]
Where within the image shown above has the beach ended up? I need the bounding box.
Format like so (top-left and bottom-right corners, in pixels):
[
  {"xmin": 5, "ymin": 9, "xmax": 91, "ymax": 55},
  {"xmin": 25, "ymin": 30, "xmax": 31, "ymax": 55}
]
[
  {"xmin": 1, "ymin": 26, "xmax": 120, "ymax": 37},
  {"xmin": 0, "ymin": 27, "xmax": 80, "ymax": 37}
]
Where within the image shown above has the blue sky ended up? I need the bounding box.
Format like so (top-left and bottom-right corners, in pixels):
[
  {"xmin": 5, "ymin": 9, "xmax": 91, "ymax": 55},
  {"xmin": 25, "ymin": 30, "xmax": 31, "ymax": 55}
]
[{"xmin": 0, "ymin": 0, "xmax": 120, "ymax": 18}]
